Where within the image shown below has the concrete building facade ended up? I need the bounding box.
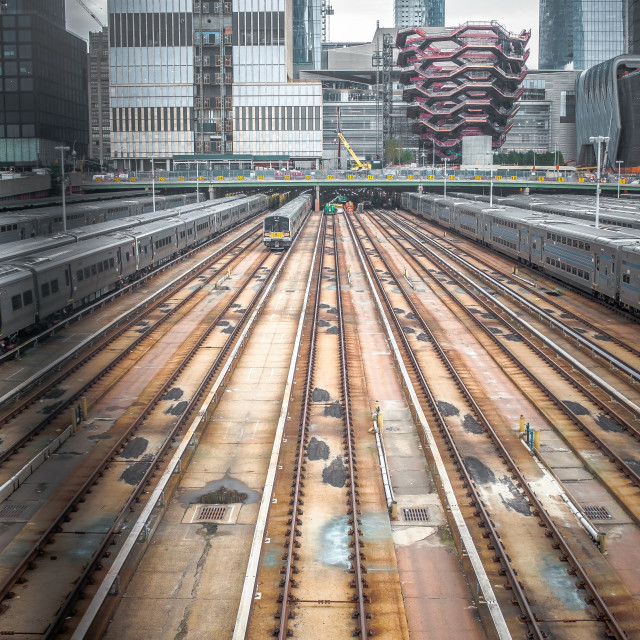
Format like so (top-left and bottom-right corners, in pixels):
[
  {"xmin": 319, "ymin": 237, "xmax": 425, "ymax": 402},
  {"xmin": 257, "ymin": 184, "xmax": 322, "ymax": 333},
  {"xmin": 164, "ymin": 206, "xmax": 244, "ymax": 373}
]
[
  {"xmin": 394, "ymin": 0, "xmax": 445, "ymax": 29},
  {"xmin": 501, "ymin": 70, "xmax": 580, "ymax": 164}
]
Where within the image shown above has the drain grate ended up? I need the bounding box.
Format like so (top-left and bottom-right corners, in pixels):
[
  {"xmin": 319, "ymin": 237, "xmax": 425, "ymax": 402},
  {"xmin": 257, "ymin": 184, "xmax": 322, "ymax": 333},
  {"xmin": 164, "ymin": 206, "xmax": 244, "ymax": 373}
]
[
  {"xmin": 584, "ymin": 506, "xmax": 612, "ymax": 520},
  {"xmin": 402, "ymin": 507, "xmax": 429, "ymax": 523},
  {"xmin": 0, "ymin": 503, "xmax": 29, "ymax": 518},
  {"xmin": 196, "ymin": 505, "xmax": 229, "ymax": 522}
]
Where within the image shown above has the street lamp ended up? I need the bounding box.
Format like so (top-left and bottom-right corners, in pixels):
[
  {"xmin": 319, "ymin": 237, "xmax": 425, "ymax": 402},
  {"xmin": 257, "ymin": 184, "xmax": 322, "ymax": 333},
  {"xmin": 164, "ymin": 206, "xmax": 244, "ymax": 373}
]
[
  {"xmin": 54, "ymin": 146, "xmax": 70, "ymax": 231},
  {"xmin": 589, "ymin": 135, "xmax": 610, "ymax": 228},
  {"xmin": 444, "ymin": 157, "xmax": 447, "ymax": 198},
  {"xmin": 490, "ymin": 164, "xmax": 494, "ymax": 208},
  {"xmin": 151, "ymin": 157, "xmax": 156, "ymax": 212},
  {"xmin": 616, "ymin": 160, "xmax": 623, "ymax": 199}
]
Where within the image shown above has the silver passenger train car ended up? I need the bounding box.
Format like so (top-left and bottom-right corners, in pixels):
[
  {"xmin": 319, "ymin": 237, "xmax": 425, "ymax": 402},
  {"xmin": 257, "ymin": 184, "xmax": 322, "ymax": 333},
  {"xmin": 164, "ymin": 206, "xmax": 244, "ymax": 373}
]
[
  {"xmin": 263, "ymin": 194, "xmax": 312, "ymax": 249},
  {"xmin": 400, "ymin": 192, "xmax": 640, "ymax": 314},
  {"xmin": 0, "ymin": 194, "xmax": 271, "ymax": 345},
  {"xmin": 0, "ymin": 192, "xmax": 200, "ymax": 243}
]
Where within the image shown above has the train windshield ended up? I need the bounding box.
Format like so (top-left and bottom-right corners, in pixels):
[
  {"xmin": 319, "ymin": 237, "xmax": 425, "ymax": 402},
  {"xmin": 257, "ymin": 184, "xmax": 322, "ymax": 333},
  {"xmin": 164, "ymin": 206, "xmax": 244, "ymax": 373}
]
[{"xmin": 264, "ymin": 216, "xmax": 289, "ymax": 233}]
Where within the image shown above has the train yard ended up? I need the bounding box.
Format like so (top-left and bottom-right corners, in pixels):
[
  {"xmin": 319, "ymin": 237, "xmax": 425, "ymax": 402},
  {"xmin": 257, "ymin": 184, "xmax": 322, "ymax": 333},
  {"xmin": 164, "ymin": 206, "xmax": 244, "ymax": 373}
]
[{"xmin": 0, "ymin": 203, "xmax": 639, "ymax": 640}]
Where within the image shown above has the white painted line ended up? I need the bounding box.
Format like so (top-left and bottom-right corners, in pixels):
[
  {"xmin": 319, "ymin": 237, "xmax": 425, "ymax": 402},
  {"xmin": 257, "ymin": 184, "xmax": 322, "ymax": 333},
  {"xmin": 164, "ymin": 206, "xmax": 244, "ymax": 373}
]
[{"xmin": 346, "ymin": 217, "xmax": 513, "ymax": 640}]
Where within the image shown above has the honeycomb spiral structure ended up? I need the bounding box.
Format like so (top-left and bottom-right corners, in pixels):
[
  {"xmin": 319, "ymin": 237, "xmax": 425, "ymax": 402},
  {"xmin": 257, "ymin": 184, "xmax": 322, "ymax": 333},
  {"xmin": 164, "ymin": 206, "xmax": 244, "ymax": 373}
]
[{"xmin": 397, "ymin": 22, "xmax": 530, "ymax": 161}]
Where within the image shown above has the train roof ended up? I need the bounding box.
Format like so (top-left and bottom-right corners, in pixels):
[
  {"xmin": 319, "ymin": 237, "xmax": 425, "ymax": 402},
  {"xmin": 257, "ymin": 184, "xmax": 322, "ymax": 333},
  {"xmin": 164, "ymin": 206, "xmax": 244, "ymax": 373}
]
[
  {"xmin": 7, "ymin": 236, "xmax": 128, "ymax": 271},
  {"xmin": 264, "ymin": 195, "xmax": 311, "ymax": 221},
  {"xmin": 0, "ymin": 234, "xmax": 76, "ymax": 261}
]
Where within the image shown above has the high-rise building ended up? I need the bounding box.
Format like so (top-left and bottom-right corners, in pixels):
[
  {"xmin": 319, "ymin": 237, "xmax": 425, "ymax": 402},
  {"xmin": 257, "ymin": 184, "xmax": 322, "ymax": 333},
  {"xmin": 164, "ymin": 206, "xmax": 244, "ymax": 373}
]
[
  {"xmin": 0, "ymin": 0, "xmax": 88, "ymax": 168},
  {"xmin": 108, "ymin": 0, "xmax": 322, "ymax": 170},
  {"xmin": 293, "ymin": 0, "xmax": 322, "ymax": 75},
  {"xmin": 109, "ymin": 0, "xmax": 195, "ymax": 169},
  {"xmin": 231, "ymin": 0, "xmax": 322, "ymax": 161},
  {"xmin": 394, "ymin": 0, "xmax": 444, "ymax": 29},
  {"xmin": 628, "ymin": 0, "xmax": 640, "ymax": 54},
  {"xmin": 88, "ymin": 28, "xmax": 110, "ymax": 170},
  {"xmin": 539, "ymin": 0, "xmax": 625, "ymax": 70}
]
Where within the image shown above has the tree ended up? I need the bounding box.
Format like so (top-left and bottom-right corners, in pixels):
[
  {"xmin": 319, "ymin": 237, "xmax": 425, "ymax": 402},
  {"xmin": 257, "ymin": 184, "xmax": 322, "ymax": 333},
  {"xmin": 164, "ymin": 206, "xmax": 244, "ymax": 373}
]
[{"xmin": 385, "ymin": 138, "xmax": 414, "ymax": 165}]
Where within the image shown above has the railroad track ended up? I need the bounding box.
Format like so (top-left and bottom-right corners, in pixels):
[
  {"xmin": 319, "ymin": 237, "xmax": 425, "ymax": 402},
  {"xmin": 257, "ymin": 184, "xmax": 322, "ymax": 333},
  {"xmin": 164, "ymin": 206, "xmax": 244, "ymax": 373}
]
[
  {"xmin": 391, "ymin": 207, "xmax": 640, "ymax": 370},
  {"xmin": 347, "ymin": 208, "xmax": 640, "ymax": 639},
  {"xmin": 0, "ymin": 237, "xmax": 285, "ymax": 637},
  {"xmin": 369, "ymin": 209, "xmax": 640, "ymax": 521},
  {"xmin": 244, "ymin": 214, "xmax": 370, "ymax": 638}
]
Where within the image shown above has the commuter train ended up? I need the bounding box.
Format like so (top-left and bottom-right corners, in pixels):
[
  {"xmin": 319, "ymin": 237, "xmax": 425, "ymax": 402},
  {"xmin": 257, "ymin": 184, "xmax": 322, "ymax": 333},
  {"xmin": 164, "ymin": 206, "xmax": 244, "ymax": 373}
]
[
  {"xmin": 0, "ymin": 194, "xmax": 247, "ymax": 263},
  {"xmin": 400, "ymin": 192, "xmax": 640, "ymax": 314},
  {"xmin": 0, "ymin": 194, "xmax": 275, "ymax": 345},
  {"xmin": 263, "ymin": 194, "xmax": 312, "ymax": 249},
  {"xmin": 449, "ymin": 191, "xmax": 640, "ymax": 230},
  {"xmin": 0, "ymin": 192, "xmax": 200, "ymax": 243}
]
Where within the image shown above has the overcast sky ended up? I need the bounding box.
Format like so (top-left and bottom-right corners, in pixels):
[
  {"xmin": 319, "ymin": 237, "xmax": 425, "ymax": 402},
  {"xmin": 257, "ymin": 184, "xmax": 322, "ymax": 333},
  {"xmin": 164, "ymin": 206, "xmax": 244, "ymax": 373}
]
[{"xmin": 65, "ymin": 0, "xmax": 540, "ymax": 68}]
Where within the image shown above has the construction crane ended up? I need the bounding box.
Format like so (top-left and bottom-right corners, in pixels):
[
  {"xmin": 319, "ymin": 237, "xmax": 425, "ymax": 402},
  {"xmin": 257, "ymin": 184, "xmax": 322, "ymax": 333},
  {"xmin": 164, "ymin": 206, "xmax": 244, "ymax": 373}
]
[
  {"xmin": 337, "ymin": 131, "xmax": 371, "ymax": 171},
  {"xmin": 74, "ymin": 0, "xmax": 106, "ymax": 29}
]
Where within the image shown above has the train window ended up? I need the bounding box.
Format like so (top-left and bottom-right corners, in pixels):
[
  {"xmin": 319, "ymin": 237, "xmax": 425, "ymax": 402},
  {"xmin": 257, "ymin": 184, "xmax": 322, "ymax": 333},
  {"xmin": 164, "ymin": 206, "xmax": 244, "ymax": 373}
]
[
  {"xmin": 126, "ymin": 251, "xmax": 130, "ymax": 262},
  {"xmin": 572, "ymin": 267, "xmax": 577, "ymax": 275},
  {"xmin": 12, "ymin": 224, "xmax": 16, "ymax": 230},
  {"xmin": 84, "ymin": 267, "xmax": 90, "ymax": 278},
  {"xmin": 109, "ymin": 258, "xmax": 115, "ymax": 268},
  {"xmin": 585, "ymin": 244, "xmax": 590, "ymax": 252},
  {"xmin": 41, "ymin": 282, "xmax": 50, "ymax": 297},
  {"xmin": 103, "ymin": 260, "xmax": 109, "ymax": 270},
  {"xmin": 1, "ymin": 226, "xmax": 5, "ymax": 232},
  {"xmin": 91, "ymin": 265, "xmax": 97, "ymax": 275},
  {"xmin": 77, "ymin": 269, "xmax": 83, "ymax": 281},
  {"xmin": 65, "ymin": 271, "xmax": 69, "ymax": 286},
  {"xmin": 98, "ymin": 262, "xmax": 103, "ymax": 272},
  {"xmin": 623, "ymin": 274, "xmax": 631, "ymax": 284},
  {"xmin": 11, "ymin": 294, "xmax": 22, "ymax": 311},
  {"xmin": 23, "ymin": 290, "xmax": 33, "ymax": 305},
  {"xmin": 51, "ymin": 279, "xmax": 59, "ymax": 293}
]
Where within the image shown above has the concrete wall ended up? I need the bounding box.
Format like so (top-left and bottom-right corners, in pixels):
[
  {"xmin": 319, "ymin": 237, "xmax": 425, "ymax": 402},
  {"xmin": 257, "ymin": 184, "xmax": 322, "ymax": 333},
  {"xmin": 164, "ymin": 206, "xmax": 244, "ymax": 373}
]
[
  {"xmin": 0, "ymin": 174, "xmax": 51, "ymax": 198},
  {"xmin": 462, "ymin": 136, "xmax": 493, "ymax": 167}
]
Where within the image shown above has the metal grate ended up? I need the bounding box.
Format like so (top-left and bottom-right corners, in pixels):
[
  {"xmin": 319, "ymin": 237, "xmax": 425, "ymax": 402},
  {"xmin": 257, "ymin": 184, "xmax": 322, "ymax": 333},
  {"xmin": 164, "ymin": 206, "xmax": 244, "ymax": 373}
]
[
  {"xmin": 0, "ymin": 503, "xmax": 29, "ymax": 518},
  {"xmin": 196, "ymin": 505, "xmax": 229, "ymax": 522},
  {"xmin": 402, "ymin": 507, "xmax": 429, "ymax": 523},
  {"xmin": 584, "ymin": 506, "xmax": 612, "ymax": 520}
]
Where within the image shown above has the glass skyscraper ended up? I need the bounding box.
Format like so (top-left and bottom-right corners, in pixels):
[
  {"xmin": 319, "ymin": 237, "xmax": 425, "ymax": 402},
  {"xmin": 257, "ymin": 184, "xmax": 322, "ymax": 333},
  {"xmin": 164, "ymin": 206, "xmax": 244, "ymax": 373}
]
[
  {"xmin": 394, "ymin": 0, "xmax": 445, "ymax": 29},
  {"xmin": 539, "ymin": 0, "xmax": 626, "ymax": 70}
]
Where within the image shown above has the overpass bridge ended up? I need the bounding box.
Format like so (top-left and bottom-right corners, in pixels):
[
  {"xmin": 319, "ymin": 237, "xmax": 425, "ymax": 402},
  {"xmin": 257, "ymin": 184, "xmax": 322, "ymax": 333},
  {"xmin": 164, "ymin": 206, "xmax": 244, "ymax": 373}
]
[{"xmin": 84, "ymin": 170, "xmax": 640, "ymax": 204}]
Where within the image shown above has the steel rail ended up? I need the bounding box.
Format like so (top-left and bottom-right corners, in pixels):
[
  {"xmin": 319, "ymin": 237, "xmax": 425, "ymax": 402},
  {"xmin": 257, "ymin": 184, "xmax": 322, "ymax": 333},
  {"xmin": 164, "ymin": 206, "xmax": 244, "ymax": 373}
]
[
  {"xmin": 343, "ymin": 210, "xmax": 513, "ymax": 640},
  {"xmin": 334, "ymin": 216, "xmax": 369, "ymax": 637},
  {"xmin": 277, "ymin": 215, "xmax": 327, "ymax": 638},
  {"xmin": 48, "ymin": 251, "xmax": 283, "ymax": 639},
  {"xmin": 388, "ymin": 210, "xmax": 640, "ymax": 415},
  {"xmin": 0, "ymin": 220, "xmax": 264, "ymax": 409},
  {"xmin": 357, "ymin": 209, "xmax": 629, "ymax": 640}
]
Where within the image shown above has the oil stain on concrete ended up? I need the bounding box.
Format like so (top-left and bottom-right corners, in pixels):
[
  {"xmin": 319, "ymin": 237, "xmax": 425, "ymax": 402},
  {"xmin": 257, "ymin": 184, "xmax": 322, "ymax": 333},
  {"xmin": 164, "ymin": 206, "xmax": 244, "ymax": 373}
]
[
  {"xmin": 165, "ymin": 400, "xmax": 189, "ymax": 416},
  {"xmin": 464, "ymin": 456, "xmax": 495, "ymax": 484},
  {"xmin": 323, "ymin": 456, "xmax": 346, "ymax": 487},
  {"xmin": 595, "ymin": 413, "xmax": 625, "ymax": 433},
  {"xmin": 162, "ymin": 387, "xmax": 184, "ymax": 401},
  {"xmin": 437, "ymin": 401, "xmax": 459, "ymax": 417},
  {"xmin": 181, "ymin": 475, "xmax": 261, "ymax": 505},
  {"xmin": 324, "ymin": 401, "xmax": 343, "ymax": 418},
  {"xmin": 308, "ymin": 436, "xmax": 329, "ymax": 461},
  {"xmin": 462, "ymin": 413, "xmax": 484, "ymax": 435},
  {"xmin": 562, "ymin": 400, "xmax": 590, "ymax": 416},
  {"xmin": 119, "ymin": 461, "xmax": 151, "ymax": 486},
  {"xmin": 313, "ymin": 388, "xmax": 330, "ymax": 402},
  {"xmin": 499, "ymin": 477, "xmax": 531, "ymax": 516},
  {"xmin": 119, "ymin": 437, "xmax": 149, "ymax": 459}
]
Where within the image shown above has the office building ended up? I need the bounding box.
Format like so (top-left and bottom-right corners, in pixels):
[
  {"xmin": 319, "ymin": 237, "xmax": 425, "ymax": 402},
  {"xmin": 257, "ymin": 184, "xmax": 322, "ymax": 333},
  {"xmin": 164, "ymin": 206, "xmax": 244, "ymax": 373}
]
[
  {"xmin": 576, "ymin": 54, "xmax": 640, "ymax": 169},
  {"xmin": 0, "ymin": 0, "xmax": 88, "ymax": 168},
  {"xmin": 628, "ymin": 0, "xmax": 640, "ymax": 53},
  {"xmin": 394, "ymin": 0, "xmax": 444, "ymax": 29},
  {"xmin": 108, "ymin": 0, "xmax": 322, "ymax": 170},
  {"xmin": 500, "ymin": 70, "xmax": 579, "ymax": 164},
  {"xmin": 88, "ymin": 27, "xmax": 110, "ymax": 170},
  {"xmin": 397, "ymin": 22, "xmax": 529, "ymax": 161},
  {"xmin": 293, "ymin": 0, "xmax": 322, "ymax": 75},
  {"xmin": 539, "ymin": 0, "xmax": 625, "ymax": 70},
  {"xmin": 109, "ymin": 0, "xmax": 195, "ymax": 169}
]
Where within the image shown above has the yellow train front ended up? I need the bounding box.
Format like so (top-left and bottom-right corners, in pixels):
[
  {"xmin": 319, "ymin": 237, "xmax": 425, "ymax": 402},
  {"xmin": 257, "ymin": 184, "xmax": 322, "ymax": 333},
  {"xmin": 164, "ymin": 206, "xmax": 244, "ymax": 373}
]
[{"xmin": 263, "ymin": 195, "xmax": 311, "ymax": 250}]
